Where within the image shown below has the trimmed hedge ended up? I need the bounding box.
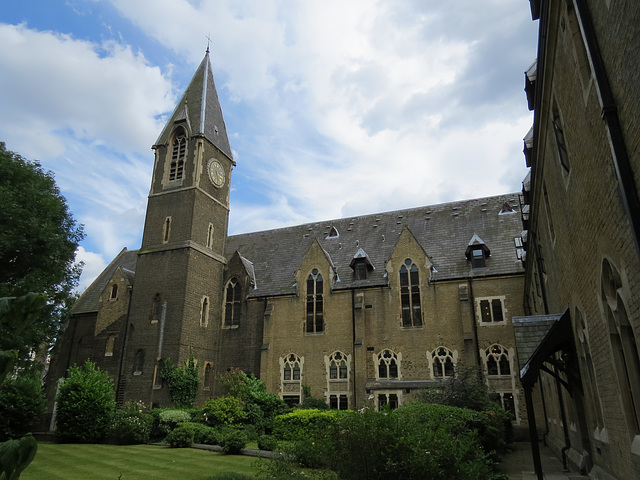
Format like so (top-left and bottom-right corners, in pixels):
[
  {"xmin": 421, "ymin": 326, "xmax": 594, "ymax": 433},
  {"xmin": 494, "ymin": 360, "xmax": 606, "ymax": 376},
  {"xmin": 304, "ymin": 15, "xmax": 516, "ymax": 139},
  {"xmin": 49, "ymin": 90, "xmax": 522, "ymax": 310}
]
[{"xmin": 272, "ymin": 409, "xmax": 348, "ymax": 441}]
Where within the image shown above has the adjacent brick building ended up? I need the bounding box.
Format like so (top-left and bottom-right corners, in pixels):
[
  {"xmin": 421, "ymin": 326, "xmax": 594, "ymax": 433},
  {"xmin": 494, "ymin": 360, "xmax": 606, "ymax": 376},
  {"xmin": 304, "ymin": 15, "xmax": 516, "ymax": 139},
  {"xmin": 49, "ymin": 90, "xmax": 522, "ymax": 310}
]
[{"xmin": 515, "ymin": 1, "xmax": 640, "ymax": 478}]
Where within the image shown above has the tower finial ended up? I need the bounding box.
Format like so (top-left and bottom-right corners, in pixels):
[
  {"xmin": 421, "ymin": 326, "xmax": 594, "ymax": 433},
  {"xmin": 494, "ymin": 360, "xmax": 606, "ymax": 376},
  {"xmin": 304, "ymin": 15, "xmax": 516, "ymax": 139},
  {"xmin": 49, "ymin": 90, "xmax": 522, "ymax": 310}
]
[{"xmin": 206, "ymin": 33, "xmax": 212, "ymax": 54}]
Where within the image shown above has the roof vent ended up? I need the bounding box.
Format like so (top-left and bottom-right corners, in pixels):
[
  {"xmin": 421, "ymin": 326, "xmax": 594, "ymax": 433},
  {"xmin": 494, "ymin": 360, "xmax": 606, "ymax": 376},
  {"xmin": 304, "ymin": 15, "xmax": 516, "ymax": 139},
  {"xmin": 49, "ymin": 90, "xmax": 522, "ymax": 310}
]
[
  {"xmin": 326, "ymin": 226, "xmax": 339, "ymax": 239},
  {"xmin": 499, "ymin": 202, "xmax": 516, "ymax": 215}
]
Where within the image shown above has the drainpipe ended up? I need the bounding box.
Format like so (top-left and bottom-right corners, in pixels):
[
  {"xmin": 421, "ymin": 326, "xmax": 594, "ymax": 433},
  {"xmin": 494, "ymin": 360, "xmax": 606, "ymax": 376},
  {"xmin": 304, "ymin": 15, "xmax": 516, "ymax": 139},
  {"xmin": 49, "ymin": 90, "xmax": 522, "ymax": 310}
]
[
  {"xmin": 467, "ymin": 278, "xmax": 482, "ymax": 366},
  {"xmin": 351, "ymin": 289, "xmax": 357, "ymax": 408}
]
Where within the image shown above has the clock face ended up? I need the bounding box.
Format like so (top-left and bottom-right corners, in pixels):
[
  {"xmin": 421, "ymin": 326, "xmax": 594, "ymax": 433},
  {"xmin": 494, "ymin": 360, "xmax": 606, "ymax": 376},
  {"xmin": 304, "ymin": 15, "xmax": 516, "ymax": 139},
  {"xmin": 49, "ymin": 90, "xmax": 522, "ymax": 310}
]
[{"xmin": 207, "ymin": 159, "xmax": 225, "ymax": 187}]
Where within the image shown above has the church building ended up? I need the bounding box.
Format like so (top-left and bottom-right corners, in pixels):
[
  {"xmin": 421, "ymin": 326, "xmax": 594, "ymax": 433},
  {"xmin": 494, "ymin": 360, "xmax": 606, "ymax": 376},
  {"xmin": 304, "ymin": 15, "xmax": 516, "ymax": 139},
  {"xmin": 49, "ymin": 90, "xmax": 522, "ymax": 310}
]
[{"xmin": 46, "ymin": 50, "xmax": 529, "ymax": 429}]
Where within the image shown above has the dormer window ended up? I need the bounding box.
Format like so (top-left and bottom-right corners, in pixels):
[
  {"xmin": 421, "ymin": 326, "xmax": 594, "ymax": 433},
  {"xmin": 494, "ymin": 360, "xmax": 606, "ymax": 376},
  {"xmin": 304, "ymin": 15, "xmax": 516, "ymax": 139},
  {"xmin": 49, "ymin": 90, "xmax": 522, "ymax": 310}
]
[
  {"xmin": 350, "ymin": 248, "xmax": 374, "ymax": 281},
  {"xmin": 354, "ymin": 261, "xmax": 368, "ymax": 280},
  {"xmin": 465, "ymin": 234, "xmax": 490, "ymax": 268},
  {"xmin": 472, "ymin": 248, "xmax": 486, "ymax": 268}
]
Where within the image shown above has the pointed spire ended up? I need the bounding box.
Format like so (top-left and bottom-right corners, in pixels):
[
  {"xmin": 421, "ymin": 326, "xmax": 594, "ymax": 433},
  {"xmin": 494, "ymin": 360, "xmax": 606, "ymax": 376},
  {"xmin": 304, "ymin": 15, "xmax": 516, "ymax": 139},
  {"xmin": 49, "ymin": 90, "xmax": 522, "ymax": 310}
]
[{"xmin": 155, "ymin": 51, "xmax": 233, "ymax": 160}]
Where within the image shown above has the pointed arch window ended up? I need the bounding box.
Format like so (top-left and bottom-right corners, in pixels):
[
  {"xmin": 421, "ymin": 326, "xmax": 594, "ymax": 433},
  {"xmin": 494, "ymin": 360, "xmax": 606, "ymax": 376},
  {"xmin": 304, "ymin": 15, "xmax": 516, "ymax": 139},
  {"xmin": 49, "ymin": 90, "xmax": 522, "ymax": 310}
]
[
  {"xmin": 306, "ymin": 269, "xmax": 324, "ymax": 333},
  {"xmin": 400, "ymin": 259, "xmax": 421, "ymax": 327},
  {"xmin": 377, "ymin": 349, "xmax": 399, "ymax": 379},
  {"xmin": 486, "ymin": 344, "xmax": 511, "ymax": 376},
  {"xmin": 206, "ymin": 223, "xmax": 214, "ymax": 249},
  {"xmin": 163, "ymin": 217, "xmax": 171, "ymax": 243},
  {"xmin": 169, "ymin": 127, "xmax": 187, "ymax": 181},
  {"xmin": 133, "ymin": 349, "xmax": 145, "ymax": 375},
  {"xmin": 329, "ymin": 351, "xmax": 348, "ymax": 380},
  {"xmin": 105, "ymin": 335, "xmax": 116, "ymax": 357},
  {"xmin": 431, "ymin": 347, "xmax": 455, "ymax": 378},
  {"xmin": 224, "ymin": 279, "xmax": 242, "ymax": 327},
  {"xmin": 201, "ymin": 296, "xmax": 209, "ymax": 327},
  {"xmin": 281, "ymin": 354, "xmax": 303, "ymax": 406},
  {"xmin": 602, "ymin": 259, "xmax": 640, "ymax": 432},
  {"xmin": 110, "ymin": 283, "xmax": 118, "ymax": 300}
]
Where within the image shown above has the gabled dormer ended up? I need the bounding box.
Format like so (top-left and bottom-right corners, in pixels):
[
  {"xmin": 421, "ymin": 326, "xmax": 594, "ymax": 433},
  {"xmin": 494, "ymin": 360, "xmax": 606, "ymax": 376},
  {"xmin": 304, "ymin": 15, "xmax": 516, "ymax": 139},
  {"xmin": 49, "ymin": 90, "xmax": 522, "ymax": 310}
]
[
  {"xmin": 465, "ymin": 234, "xmax": 490, "ymax": 268},
  {"xmin": 349, "ymin": 248, "xmax": 374, "ymax": 281}
]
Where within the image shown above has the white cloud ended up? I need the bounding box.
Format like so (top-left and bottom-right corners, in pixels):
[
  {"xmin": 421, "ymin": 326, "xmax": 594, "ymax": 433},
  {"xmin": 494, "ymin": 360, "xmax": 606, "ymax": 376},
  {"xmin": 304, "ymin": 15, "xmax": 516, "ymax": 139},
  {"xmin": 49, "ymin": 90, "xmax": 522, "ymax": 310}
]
[
  {"xmin": 0, "ymin": 0, "xmax": 538, "ymax": 289},
  {"xmin": 74, "ymin": 246, "xmax": 107, "ymax": 293}
]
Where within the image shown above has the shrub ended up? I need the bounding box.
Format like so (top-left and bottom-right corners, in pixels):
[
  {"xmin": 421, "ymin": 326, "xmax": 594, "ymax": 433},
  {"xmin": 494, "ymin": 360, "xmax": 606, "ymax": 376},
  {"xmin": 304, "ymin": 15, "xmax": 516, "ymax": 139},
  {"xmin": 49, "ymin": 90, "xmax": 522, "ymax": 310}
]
[
  {"xmin": 203, "ymin": 475, "xmax": 255, "ymax": 480},
  {"xmin": 0, "ymin": 370, "xmax": 45, "ymax": 441},
  {"xmin": 112, "ymin": 407, "xmax": 153, "ymax": 445},
  {"xmin": 217, "ymin": 427, "xmax": 248, "ymax": 454},
  {"xmin": 272, "ymin": 409, "xmax": 346, "ymax": 441},
  {"xmin": 257, "ymin": 434, "xmax": 277, "ymax": 451},
  {"xmin": 55, "ymin": 361, "xmax": 115, "ymax": 443},
  {"xmin": 173, "ymin": 421, "xmax": 215, "ymax": 444},
  {"xmin": 201, "ymin": 427, "xmax": 220, "ymax": 445},
  {"xmin": 158, "ymin": 409, "xmax": 192, "ymax": 435},
  {"xmin": 165, "ymin": 424, "xmax": 194, "ymax": 448},
  {"xmin": 416, "ymin": 366, "xmax": 494, "ymax": 412},
  {"xmin": 202, "ymin": 396, "xmax": 247, "ymax": 427}
]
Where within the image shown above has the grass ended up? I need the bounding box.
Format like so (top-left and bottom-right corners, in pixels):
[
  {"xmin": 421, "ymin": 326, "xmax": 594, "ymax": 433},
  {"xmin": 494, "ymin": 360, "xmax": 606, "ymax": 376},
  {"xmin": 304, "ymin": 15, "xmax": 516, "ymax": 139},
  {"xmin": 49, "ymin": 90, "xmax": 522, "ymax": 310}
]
[{"xmin": 21, "ymin": 443, "xmax": 264, "ymax": 480}]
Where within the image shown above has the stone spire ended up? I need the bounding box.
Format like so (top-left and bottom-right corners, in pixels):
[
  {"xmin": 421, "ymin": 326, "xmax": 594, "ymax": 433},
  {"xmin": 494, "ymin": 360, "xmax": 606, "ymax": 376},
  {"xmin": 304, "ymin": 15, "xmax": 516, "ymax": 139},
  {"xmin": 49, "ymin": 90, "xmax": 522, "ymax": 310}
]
[{"xmin": 155, "ymin": 51, "xmax": 232, "ymax": 160}]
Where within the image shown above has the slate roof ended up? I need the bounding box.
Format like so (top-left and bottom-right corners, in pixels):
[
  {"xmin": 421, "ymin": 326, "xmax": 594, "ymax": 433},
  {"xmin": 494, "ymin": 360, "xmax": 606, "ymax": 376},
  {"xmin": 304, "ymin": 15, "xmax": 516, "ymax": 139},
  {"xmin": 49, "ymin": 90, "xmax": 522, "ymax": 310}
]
[
  {"xmin": 226, "ymin": 193, "xmax": 525, "ymax": 299},
  {"xmin": 72, "ymin": 193, "xmax": 524, "ymax": 314},
  {"xmin": 72, "ymin": 248, "xmax": 138, "ymax": 315},
  {"xmin": 154, "ymin": 51, "xmax": 233, "ymax": 160},
  {"xmin": 512, "ymin": 314, "xmax": 562, "ymax": 376}
]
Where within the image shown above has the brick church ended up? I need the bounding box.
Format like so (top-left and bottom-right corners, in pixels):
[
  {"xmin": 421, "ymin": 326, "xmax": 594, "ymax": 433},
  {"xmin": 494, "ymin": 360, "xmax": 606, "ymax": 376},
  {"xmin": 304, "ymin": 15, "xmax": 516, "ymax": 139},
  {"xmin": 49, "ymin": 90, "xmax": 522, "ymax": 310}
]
[
  {"xmin": 44, "ymin": 1, "xmax": 640, "ymax": 477},
  {"xmin": 46, "ymin": 49, "xmax": 528, "ymax": 425}
]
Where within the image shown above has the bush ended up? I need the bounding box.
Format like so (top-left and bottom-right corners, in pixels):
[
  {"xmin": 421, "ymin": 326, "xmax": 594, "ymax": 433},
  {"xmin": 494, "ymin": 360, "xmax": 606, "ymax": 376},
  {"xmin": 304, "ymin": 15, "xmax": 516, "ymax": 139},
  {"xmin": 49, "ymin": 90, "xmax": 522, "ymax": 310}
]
[
  {"xmin": 218, "ymin": 427, "xmax": 248, "ymax": 454},
  {"xmin": 257, "ymin": 434, "xmax": 277, "ymax": 451},
  {"xmin": 55, "ymin": 361, "xmax": 115, "ymax": 443},
  {"xmin": 278, "ymin": 404, "xmax": 504, "ymax": 480},
  {"xmin": 203, "ymin": 475, "xmax": 255, "ymax": 480},
  {"xmin": 158, "ymin": 409, "xmax": 192, "ymax": 435},
  {"xmin": 165, "ymin": 424, "xmax": 195, "ymax": 448},
  {"xmin": 173, "ymin": 422, "xmax": 215, "ymax": 444},
  {"xmin": 112, "ymin": 406, "xmax": 153, "ymax": 445},
  {"xmin": 272, "ymin": 409, "xmax": 346, "ymax": 441},
  {"xmin": 0, "ymin": 370, "xmax": 45, "ymax": 440},
  {"xmin": 202, "ymin": 396, "xmax": 247, "ymax": 427}
]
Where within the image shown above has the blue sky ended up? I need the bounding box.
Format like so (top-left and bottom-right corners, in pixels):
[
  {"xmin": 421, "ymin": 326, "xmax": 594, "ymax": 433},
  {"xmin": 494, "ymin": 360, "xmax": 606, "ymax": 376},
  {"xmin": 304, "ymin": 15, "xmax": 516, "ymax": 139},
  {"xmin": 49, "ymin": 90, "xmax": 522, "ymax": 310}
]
[{"xmin": 0, "ymin": 1, "xmax": 539, "ymax": 291}]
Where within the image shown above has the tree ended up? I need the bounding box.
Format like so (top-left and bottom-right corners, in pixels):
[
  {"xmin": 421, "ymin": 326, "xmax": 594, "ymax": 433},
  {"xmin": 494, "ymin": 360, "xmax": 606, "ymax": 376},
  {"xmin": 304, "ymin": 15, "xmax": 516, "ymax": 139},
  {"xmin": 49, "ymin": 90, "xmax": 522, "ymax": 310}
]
[
  {"xmin": 0, "ymin": 142, "xmax": 84, "ymax": 358},
  {"xmin": 0, "ymin": 294, "xmax": 46, "ymax": 479},
  {"xmin": 55, "ymin": 361, "xmax": 115, "ymax": 443}
]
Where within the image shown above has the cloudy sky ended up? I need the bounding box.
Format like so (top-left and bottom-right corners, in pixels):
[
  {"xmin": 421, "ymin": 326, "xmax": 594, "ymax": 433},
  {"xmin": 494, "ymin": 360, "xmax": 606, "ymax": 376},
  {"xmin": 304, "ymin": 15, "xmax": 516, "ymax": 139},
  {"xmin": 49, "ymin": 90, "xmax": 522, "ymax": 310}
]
[{"xmin": 1, "ymin": 1, "xmax": 539, "ymax": 291}]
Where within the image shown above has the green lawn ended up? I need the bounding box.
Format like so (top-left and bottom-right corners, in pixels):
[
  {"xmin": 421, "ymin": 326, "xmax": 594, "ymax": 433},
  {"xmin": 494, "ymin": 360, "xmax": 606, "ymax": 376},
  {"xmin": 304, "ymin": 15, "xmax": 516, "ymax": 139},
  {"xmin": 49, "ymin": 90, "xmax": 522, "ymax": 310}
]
[{"xmin": 21, "ymin": 443, "xmax": 263, "ymax": 480}]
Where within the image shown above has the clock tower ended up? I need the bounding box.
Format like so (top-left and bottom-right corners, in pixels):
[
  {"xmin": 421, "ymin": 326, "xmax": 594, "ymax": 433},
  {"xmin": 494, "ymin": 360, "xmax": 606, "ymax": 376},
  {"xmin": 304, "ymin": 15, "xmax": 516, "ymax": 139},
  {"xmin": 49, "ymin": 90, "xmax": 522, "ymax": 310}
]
[{"xmin": 122, "ymin": 50, "xmax": 234, "ymax": 405}]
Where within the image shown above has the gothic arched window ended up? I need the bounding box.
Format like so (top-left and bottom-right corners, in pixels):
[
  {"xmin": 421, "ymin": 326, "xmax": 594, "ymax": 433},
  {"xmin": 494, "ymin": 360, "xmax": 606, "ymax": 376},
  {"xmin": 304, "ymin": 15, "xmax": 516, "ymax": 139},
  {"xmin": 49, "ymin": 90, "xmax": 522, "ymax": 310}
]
[
  {"xmin": 133, "ymin": 349, "xmax": 145, "ymax": 375},
  {"xmin": 486, "ymin": 344, "xmax": 511, "ymax": 376},
  {"xmin": 431, "ymin": 347, "xmax": 455, "ymax": 378},
  {"xmin": 400, "ymin": 259, "xmax": 422, "ymax": 327},
  {"xmin": 377, "ymin": 349, "xmax": 399, "ymax": 379},
  {"xmin": 224, "ymin": 279, "xmax": 242, "ymax": 327},
  {"xmin": 306, "ymin": 269, "xmax": 324, "ymax": 333},
  {"xmin": 329, "ymin": 351, "xmax": 348, "ymax": 379},
  {"xmin": 602, "ymin": 258, "xmax": 640, "ymax": 432},
  {"xmin": 169, "ymin": 127, "xmax": 187, "ymax": 181},
  {"xmin": 283, "ymin": 354, "xmax": 301, "ymax": 381}
]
